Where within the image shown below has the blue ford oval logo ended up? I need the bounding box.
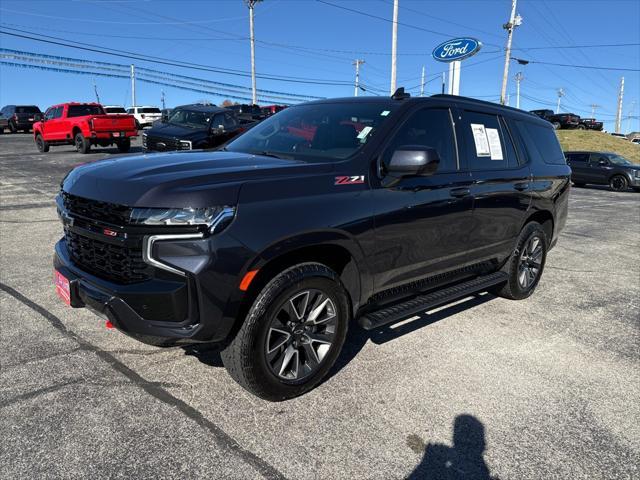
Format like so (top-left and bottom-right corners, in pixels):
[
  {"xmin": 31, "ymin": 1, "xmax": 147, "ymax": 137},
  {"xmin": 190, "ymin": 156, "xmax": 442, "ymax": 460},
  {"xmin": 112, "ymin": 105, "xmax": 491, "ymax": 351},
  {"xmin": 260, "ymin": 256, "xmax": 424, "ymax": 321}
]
[{"xmin": 432, "ymin": 37, "xmax": 482, "ymax": 62}]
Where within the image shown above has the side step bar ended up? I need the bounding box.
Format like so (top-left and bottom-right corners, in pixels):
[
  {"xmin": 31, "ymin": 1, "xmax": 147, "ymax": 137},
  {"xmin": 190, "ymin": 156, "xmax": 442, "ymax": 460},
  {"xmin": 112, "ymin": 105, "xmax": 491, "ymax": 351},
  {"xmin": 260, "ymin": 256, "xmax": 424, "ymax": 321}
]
[{"xmin": 358, "ymin": 271, "xmax": 508, "ymax": 331}]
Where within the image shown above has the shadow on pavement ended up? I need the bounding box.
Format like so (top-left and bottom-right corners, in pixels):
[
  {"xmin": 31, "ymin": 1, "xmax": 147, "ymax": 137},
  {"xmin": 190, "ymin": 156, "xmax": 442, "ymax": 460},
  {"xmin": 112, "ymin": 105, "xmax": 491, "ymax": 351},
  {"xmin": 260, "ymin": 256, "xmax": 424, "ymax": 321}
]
[{"xmin": 407, "ymin": 414, "xmax": 497, "ymax": 480}]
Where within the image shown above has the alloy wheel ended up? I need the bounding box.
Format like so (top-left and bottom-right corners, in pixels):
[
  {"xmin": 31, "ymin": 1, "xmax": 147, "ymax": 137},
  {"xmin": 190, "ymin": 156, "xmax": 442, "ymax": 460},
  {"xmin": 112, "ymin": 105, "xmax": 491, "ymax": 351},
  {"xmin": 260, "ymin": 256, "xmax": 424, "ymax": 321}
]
[
  {"xmin": 517, "ymin": 235, "xmax": 543, "ymax": 290},
  {"xmin": 610, "ymin": 176, "xmax": 627, "ymax": 192},
  {"xmin": 265, "ymin": 289, "xmax": 337, "ymax": 381}
]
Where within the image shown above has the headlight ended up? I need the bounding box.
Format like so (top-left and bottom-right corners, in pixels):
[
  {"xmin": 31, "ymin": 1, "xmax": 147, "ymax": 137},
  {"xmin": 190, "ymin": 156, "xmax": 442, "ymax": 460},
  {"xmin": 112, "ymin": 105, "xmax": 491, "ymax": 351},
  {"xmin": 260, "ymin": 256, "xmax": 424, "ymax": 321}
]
[{"xmin": 130, "ymin": 206, "xmax": 235, "ymax": 231}]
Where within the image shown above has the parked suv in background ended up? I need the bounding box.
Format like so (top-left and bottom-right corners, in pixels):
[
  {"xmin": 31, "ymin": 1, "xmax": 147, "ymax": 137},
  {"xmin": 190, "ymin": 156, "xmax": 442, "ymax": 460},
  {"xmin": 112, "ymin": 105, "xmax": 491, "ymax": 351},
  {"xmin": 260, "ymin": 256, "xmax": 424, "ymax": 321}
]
[
  {"xmin": 143, "ymin": 104, "xmax": 247, "ymax": 151},
  {"xmin": 530, "ymin": 109, "xmax": 581, "ymax": 129},
  {"xmin": 0, "ymin": 105, "xmax": 42, "ymax": 132},
  {"xmin": 225, "ymin": 104, "xmax": 265, "ymax": 123},
  {"xmin": 53, "ymin": 91, "xmax": 570, "ymax": 400},
  {"xmin": 127, "ymin": 106, "xmax": 162, "ymax": 129},
  {"xmin": 566, "ymin": 151, "xmax": 640, "ymax": 191}
]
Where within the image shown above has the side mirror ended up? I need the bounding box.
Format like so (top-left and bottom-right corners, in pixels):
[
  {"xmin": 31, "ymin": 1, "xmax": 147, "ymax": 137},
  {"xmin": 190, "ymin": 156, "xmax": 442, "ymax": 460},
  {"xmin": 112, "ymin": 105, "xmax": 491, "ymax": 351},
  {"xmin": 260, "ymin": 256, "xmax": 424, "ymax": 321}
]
[{"xmin": 388, "ymin": 145, "xmax": 439, "ymax": 173}]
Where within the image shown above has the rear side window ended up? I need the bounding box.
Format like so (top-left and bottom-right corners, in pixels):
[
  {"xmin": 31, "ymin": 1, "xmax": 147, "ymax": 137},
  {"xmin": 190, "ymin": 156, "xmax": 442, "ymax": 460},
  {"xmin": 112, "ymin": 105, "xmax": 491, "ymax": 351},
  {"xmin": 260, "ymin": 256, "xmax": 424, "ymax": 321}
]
[
  {"xmin": 567, "ymin": 153, "xmax": 588, "ymax": 163},
  {"xmin": 515, "ymin": 121, "xmax": 566, "ymax": 165},
  {"xmin": 127, "ymin": 108, "xmax": 135, "ymax": 114},
  {"xmin": 68, "ymin": 105, "xmax": 104, "ymax": 117},
  {"xmin": 461, "ymin": 111, "xmax": 515, "ymax": 170},
  {"xmin": 385, "ymin": 108, "xmax": 457, "ymax": 172}
]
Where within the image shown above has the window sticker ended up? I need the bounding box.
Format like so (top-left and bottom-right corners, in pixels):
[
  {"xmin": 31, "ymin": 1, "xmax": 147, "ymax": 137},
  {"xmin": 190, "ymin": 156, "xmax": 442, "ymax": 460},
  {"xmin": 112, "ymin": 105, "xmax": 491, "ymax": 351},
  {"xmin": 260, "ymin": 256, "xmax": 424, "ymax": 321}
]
[
  {"xmin": 357, "ymin": 126, "xmax": 373, "ymax": 142},
  {"xmin": 381, "ymin": 110, "xmax": 390, "ymax": 116},
  {"xmin": 470, "ymin": 123, "xmax": 491, "ymax": 157},
  {"xmin": 485, "ymin": 128, "xmax": 504, "ymax": 160}
]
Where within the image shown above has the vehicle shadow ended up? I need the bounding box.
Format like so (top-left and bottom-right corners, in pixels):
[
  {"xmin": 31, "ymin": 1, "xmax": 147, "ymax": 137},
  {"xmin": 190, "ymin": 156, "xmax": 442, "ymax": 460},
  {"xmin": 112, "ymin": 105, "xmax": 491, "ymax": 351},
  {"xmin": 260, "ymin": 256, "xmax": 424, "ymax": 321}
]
[
  {"xmin": 407, "ymin": 414, "xmax": 497, "ymax": 480},
  {"xmin": 182, "ymin": 292, "xmax": 497, "ymax": 382}
]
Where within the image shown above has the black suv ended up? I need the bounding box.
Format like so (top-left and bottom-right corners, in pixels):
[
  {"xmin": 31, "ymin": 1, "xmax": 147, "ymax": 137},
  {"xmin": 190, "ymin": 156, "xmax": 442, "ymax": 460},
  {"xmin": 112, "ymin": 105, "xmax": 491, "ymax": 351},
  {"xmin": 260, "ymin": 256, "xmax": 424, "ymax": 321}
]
[
  {"xmin": 142, "ymin": 104, "xmax": 246, "ymax": 152},
  {"xmin": 566, "ymin": 151, "xmax": 640, "ymax": 191},
  {"xmin": 0, "ymin": 105, "xmax": 42, "ymax": 132},
  {"xmin": 53, "ymin": 92, "xmax": 570, "ymax": 400}
]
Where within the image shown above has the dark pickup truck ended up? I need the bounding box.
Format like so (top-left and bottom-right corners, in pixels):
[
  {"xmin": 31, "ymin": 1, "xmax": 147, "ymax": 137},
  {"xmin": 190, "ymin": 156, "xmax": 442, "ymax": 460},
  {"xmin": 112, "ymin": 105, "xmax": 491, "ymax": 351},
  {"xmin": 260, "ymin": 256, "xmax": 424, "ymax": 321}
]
[
  {"xmin": 142, "ymin": 104, "xmax": 248, "ymax": 152},
  {"xmin": 578, "ymin": 118, "xmax": 603, "ymax": 131},
  {"xmin": 53, "ymin": 90, "xmax": 570, "ymax": 400},
  {"xmin": 530, "ymin": 109, "xmax": 581, "ymax": 129}
]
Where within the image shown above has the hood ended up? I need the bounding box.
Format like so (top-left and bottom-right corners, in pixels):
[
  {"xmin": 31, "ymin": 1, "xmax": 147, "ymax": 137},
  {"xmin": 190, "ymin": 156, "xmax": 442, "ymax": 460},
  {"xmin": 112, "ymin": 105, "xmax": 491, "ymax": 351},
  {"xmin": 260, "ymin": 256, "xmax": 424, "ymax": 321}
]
[
  {"xmin": 146, "ymin": 122, "xmax": 207, "ymax": 141},
  {"xmin": 62, "ymin": 151, "xmax": 332, "ymax": 207}
]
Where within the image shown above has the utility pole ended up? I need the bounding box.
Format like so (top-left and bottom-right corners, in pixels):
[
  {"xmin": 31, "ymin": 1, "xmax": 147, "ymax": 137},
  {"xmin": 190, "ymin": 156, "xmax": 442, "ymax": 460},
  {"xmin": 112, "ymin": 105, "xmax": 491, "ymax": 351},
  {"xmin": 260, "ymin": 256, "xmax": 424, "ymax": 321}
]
[
  {"xmin": 515, "ymin": 72, "xmax": 523, "ymax": 109},
  {"xmin": 390, "ymin": 0, "xmax": 399, "ymax": 94},
  {"xmin": 590, "ymin": 103, "xmax": 600, "ymax": 118},
  {"xmin": 500, "ymin": 0, "xmax": 522, "ymax": 105},
  {"xmin": 556, "ymin": 88, "xmax": 565, "ymax": 114},
  {"xmin": 130, "ymin": 64, "xmax": 136, "ymax": 108},
  {"xmin": 353, "ymin": 59, "xmax": 365, "ymax": 96},
  {"xmin": 245, "ymin": 0, "xmax": 262, "ymax": 105},
  {"xmin": 615, "ymin": 76, "xmax": 624, "ymax": 133},
  {"xmin": 441, "ymin": 71, "xmax": 445, "ymax": 94},
  {"xmin": 161, "ymin": 90, "xmax": 166, "ymax": 110},
  {"xmin": 625, "ymin": 100, "xmax": 636, "ymax": 134},
  {"xmin": 93, "ymin": 79, "xmax": 100, "ymax": 104},
  {"xmin": 420, "ymin": 65, "xmax": 425, "ymax": 97}
]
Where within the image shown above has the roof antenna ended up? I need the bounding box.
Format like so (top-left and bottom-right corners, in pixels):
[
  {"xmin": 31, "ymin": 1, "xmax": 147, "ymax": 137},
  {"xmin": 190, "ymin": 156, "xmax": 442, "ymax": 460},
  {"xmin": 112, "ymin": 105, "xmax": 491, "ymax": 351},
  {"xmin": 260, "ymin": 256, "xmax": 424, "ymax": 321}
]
[{"xmin": 392, "ymin": 87, "xmax": 410, "ymax": 100}]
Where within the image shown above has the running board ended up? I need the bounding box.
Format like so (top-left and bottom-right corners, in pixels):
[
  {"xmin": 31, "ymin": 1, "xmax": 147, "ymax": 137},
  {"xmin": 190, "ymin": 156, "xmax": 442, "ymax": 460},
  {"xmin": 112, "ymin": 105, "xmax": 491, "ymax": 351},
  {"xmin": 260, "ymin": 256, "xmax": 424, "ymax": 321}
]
[{"xmin": 358, "ymin": 271, "xmax": 508, "ymax": 331}]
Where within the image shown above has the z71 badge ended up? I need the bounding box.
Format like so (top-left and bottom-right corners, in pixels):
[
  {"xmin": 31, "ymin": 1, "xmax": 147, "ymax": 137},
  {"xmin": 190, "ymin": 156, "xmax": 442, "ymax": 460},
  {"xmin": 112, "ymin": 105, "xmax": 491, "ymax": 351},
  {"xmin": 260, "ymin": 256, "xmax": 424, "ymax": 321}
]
[{"xmin": 335, "ymin": 175, "xmax": 365, "ymax": 185}]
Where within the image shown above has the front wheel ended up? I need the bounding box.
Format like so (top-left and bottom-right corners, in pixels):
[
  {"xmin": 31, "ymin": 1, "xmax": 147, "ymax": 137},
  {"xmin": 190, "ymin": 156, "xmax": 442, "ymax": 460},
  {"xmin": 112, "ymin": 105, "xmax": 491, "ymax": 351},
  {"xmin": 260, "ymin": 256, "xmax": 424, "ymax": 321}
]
[
  {"xmin": 221, "ymin": 263, "xmax": 350, "ymax": 401},
  {"xmin": 493, "ymin": 222, "xmax": 548, "ymax": 300},
  {"xmin": 35, "ymin": 134, "xmax": 50, "ymax": 153},
  {"xmin": 552, "ymin": 122, "xmax": 561, "ymax": 130},
  {"xmin": 74, "ymin": 132, "xmax": 90, "ymax": 154},
  {"xmin": 116, "ymin": 138, "xmax": 131, "ymax": 153},
  {"xmin": 609, "ymin": 175, "xmax": 628, "ymax": 192},
  {"xmin": 577, "ymin": 124, "xmax": 586, "ymax": 130}
]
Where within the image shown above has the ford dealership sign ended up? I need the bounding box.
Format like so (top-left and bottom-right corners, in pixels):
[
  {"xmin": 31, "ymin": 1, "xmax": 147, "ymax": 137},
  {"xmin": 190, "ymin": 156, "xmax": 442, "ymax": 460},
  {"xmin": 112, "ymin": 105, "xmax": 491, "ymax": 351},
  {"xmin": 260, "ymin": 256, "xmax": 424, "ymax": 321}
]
[{"xmin": 432, "ymin": 38, "xmax": 482, "ymax": 62}]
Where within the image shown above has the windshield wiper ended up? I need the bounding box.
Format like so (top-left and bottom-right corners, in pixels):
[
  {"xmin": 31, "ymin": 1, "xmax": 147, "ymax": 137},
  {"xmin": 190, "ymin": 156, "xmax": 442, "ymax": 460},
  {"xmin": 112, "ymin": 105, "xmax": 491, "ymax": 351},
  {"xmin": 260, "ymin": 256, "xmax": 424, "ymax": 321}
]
[{"xmin": 254, "ymin": 150, "xmax": 284, "ymax": 159}]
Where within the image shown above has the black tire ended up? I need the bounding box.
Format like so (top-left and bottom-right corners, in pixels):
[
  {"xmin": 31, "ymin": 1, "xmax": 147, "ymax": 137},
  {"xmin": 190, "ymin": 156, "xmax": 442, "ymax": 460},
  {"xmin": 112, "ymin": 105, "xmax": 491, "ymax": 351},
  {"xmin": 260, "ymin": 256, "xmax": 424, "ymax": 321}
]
[
  {"xmin": 577, "ymin": 124, "xmax": 586, "ymax": 130},
  {"xmin": 8, "ymin": 121, "xmax": 17, "ymax": 133},
  {"xmin": 74, "ymin": 132, "xmax": 90, "ymax": 154},
  {"xmin": 552, "ymin": 122, "xmax": 561, "ymax": 130},
  {"xmin": 493, "ymin": 222, "xmax": 548, "ymax": 300},
  {"xmin": 35, "ymin": 134, "xmax": 50, "ymax": 153},
  {"xmin": 609, "ymin": 175, "xmax": 628, "ymax": 192},
  {"xmin": 116, "ymin": 138, "xmax": 131, "ymax": 153},
  {"xmin": 221, "ymin": 263, "xmax": 350, "ymax": 401},
  {"xmin": 572, "ymin": 182, "xmax": 586, "ymax": 187}
]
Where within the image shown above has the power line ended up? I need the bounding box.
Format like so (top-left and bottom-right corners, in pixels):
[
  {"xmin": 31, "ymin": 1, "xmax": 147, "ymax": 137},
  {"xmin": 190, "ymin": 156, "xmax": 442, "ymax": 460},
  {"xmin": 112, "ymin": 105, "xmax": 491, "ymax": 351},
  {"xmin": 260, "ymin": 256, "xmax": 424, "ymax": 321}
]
[
  {"xmin": 511, "ymin": 57, "xmax": 639, "ymax": 72},
  {"xmin": 0, "ymin": 27, "xmax": 356, "ymax": 86}
]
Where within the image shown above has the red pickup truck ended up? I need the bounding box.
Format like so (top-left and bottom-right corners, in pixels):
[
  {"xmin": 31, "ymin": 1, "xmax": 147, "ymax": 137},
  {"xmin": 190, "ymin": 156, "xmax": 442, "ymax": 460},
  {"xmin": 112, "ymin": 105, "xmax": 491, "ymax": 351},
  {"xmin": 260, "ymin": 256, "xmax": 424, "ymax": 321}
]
[{"xmin": 34, "ymin": 103, "xmax": 138, "ymax": 154}]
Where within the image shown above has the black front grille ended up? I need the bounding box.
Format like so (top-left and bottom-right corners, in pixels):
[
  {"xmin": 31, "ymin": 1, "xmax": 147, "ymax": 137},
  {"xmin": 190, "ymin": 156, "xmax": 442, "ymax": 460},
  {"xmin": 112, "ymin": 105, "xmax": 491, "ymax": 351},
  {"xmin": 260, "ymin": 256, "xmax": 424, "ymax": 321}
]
[
  {"xmin": 63, "ymin": 192, "xmax": 131, "ymax": 226},
  {"xmin": 145, "ymin": 135, "xmax": 190, "ymax": 152},
  {"xmin": 65, "ymin": 229, "xmax": 149, "ymax": 283}
]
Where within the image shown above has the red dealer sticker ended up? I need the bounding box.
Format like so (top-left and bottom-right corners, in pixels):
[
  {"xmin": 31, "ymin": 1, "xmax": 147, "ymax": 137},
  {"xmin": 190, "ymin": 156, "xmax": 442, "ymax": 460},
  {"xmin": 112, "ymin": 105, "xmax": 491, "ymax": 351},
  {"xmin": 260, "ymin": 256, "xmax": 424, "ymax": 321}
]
[
  {"xmin": 54, "ymin": 270, "xmax": 71, "ymax": 306},
  {"xmin": 335, "ymin": 175, "xmax": 365, "ymax": 185}
]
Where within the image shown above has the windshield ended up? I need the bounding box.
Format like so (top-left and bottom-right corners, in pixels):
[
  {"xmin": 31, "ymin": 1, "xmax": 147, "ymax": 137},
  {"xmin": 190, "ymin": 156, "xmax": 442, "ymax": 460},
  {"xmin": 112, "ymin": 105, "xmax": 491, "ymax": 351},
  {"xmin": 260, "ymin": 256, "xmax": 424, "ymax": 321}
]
[
  {"xmin": 168, "ymin": 109, "xmax": 212, "ymax": 129},
  {"xmin": 16, "ymin": 106, "xmax": 41, "ymax": 114},
  {"xmin": 608, "ymin": 154, "xmax": 633, "ymax": 166},
  {"xmin": 225, "ymin": 102, "xmax": 397, "ymax": 161}
]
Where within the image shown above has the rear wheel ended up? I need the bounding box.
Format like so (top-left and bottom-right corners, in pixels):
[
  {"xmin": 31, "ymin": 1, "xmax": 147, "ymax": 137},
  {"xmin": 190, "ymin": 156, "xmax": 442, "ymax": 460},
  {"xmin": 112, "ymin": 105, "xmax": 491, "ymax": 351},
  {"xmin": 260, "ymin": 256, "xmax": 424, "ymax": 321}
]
[
  {"xmin": 221, "ymin": 263, "xmax": 350, "ymax": 401},
  {"xmin": 116, "ymin": 138, "xmax": 131, "ymax": 153},
  {"xmin": 35, "ymin": 134, "xmax": 50, "ymax": 153},
  {"xmin": 494, "ymin": 222, "xmax": 548, "ymax": 300},
  {"xmin": 609, "ymin": 175, "xmax": 628, "ymax": 192},
  {"xmin": 552, "ymin": 122, "xmax": 561, "ymax": 130},
  {"xmin": 74, "ymin": 132, "xmax": 90, "ymax": 154}
]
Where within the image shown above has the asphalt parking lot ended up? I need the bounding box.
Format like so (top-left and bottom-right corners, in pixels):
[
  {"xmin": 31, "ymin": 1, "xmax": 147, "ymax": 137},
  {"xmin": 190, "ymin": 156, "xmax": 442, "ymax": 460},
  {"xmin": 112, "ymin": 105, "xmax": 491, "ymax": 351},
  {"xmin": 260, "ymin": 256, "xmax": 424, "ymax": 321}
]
[{"xmin": 1, "ymin": 133, "xmax": 639, "ymax": 479}]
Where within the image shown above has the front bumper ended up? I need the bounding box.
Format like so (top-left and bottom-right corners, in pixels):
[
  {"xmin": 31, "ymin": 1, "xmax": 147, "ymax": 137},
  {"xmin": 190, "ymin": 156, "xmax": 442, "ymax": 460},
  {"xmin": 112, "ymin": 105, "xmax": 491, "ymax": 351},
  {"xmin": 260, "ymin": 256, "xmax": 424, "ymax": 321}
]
[{"xmin": 54, "ymin": 230, "xmax": 251, "ymax": 346}]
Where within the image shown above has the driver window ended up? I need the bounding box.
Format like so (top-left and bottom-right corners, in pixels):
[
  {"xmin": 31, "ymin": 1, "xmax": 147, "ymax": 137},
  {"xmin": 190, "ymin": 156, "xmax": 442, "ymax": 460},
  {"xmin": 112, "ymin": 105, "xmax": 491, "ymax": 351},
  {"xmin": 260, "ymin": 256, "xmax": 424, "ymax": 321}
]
[
  {"xmin": 44, "ymin": 108, "xmax": 56, "ymax": 121},
  {"xmin": 385, "ymin": 108, "xmax": 456, "ymax": 172}
]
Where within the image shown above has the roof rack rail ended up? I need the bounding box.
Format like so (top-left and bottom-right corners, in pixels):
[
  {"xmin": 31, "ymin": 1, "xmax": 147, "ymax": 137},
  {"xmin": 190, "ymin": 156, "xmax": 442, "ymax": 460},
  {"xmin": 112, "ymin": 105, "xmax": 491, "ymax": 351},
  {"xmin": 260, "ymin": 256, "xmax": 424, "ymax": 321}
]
[{"xmin": 391, "ymin": 87, "xmax": 410, "ymax": 100}]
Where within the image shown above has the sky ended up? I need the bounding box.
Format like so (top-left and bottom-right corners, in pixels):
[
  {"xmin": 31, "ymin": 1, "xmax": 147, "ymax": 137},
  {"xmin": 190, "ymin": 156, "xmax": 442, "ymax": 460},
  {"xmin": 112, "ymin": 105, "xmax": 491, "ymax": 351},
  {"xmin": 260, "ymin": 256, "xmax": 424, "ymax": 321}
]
[{"xmin": 0, "ymin": 0, "xmax": 638, "ymax": 132}]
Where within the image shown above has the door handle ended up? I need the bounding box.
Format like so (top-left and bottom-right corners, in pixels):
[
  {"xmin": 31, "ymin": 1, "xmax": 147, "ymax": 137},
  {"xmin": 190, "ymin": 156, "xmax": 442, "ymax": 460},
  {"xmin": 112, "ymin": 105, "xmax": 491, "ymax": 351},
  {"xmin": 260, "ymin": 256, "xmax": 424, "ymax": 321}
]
[
  {"xmin": 450, "ymin": 187, "xmax": 470, "ymax": 198},
  {"xmin": 514, "ymin": 182, "xmax": 530, "ymax": 191}
]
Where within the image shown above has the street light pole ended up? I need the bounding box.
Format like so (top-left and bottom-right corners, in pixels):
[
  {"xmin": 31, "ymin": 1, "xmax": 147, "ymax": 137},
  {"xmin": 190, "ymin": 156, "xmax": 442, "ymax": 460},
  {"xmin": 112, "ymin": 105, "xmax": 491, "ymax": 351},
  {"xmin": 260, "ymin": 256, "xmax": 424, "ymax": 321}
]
[
  {"xmin": 556, "ymin": 88, "xmax": 564, "ymax": 114},
  {"xmin": 245, "ymin": 0, "xmax": 262, "ymax": 105},
  {"xmin": 420, "ymin": 65, "xmax": 425, "ymax": 97},
  {"xmin": 390, "ymin": 0, "xmax": 399, "ymax": 94},
  {"xmin": 500, "ymin": 0, "xmax": 521, "ymax": 105},
  {"xmin": 515, "ymin": 71, "xmax": 523, "ymax": 109}
]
